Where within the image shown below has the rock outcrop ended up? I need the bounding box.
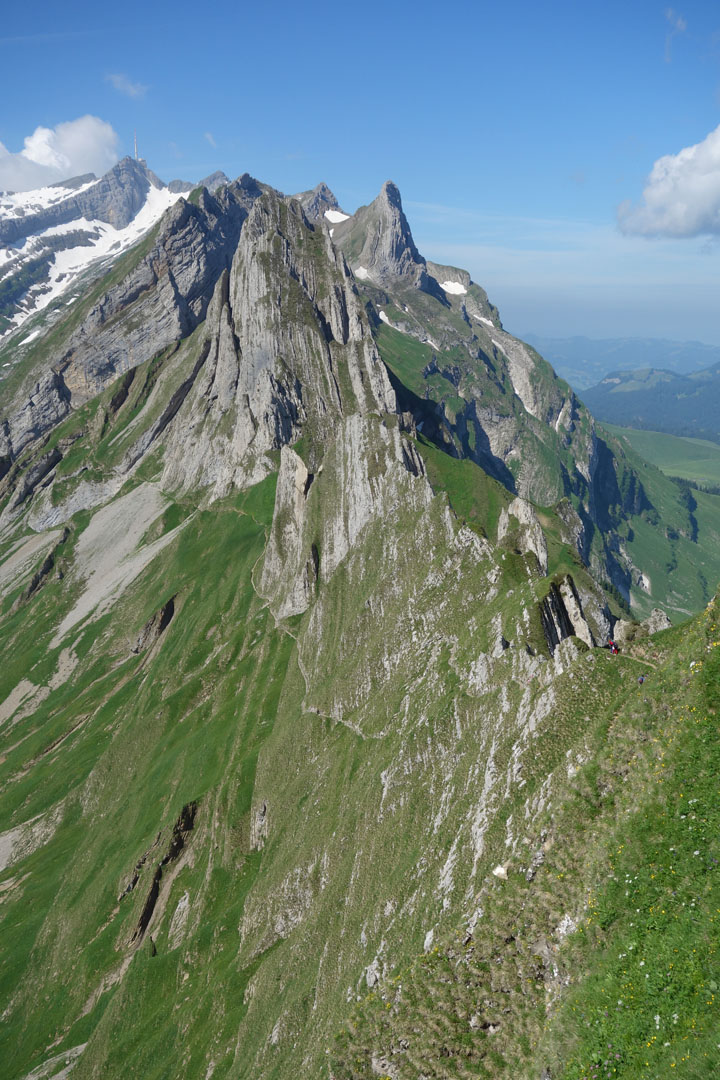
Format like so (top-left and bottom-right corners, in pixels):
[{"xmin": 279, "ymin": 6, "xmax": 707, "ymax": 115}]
[
  {"xmin": 497, "ymin": 497, "xmax": 548, "ymax": 574},
  {"xmin": 159, "ymin": 189, "xmax": 396, "ymax": 495},
  {"xmin": 333, "ymin": 181, "xmax": 445, "ymax": 299},
  {"xmin": 539, "ymin": 575, "xmax": 595, "ymax": 653},
  {"xmin": 293, "ymin": 181, "xmax": 341, "ymax": 224}
]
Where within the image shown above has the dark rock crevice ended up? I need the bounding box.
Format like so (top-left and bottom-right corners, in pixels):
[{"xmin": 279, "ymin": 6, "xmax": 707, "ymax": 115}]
[
  {"xmin": 538, "ymin": 581, "xmax": 578, "ymax": 654},
  {"xmin": 11, "ymin": 526, "xmax": 70, "ymax": 611},
  {"xmin": 123, "ymin": 340, "xmax": 211, "ymax": 470},
  {"xmin": 8, "ymin": 447, "xmax": 63, "ymax": 511},
  {"xmin": 130, "ymin": 802, "xmax": 197, "ymax": 945},
  {"xmin": 132, "ymin": 596, "xmax": 176, "ymax": 655}
]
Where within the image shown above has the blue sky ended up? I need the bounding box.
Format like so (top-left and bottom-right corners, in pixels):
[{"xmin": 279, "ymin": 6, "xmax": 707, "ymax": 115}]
[{"xmin": 2, "ymin": 0, "xmax": 720, "ymax": 342}]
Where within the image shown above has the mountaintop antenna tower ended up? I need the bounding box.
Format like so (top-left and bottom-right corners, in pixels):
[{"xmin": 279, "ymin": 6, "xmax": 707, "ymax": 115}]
[{"xmin": 134, "ymin": 130, "xmax": 138, "ymax": 161}]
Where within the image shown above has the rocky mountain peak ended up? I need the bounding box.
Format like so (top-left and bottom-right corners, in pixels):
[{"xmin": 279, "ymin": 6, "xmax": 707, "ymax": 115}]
[
  {"xmin": 48, "ymin": 171, "xmax": 98, "ymax": 191},
  {"xmin": 332, "ymin": 179, "xmax": 444, "ymax": 300},
  {"xmin": 379, "ymin": 178, "xmax": 403, "ymax": 208},
  {"xmin": 293, "ymin": 181, "xmax": 341, "ymax": 223},
  {"xmin": 197, "ymin": 170, "xmax": 230, "ymax": 194},
  {"xmin": 1, "ymin": 162, "xmax": 718, "ymax": 1080}
]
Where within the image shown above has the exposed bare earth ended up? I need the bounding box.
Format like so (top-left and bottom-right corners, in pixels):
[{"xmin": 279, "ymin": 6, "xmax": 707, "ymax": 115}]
[{"xmin": 50, "ymin": 483, "xmax": 189, "ymax": 646}]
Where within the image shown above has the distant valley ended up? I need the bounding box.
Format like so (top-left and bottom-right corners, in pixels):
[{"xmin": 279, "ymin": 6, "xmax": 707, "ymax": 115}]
[
  {"xmin": 523, "ymin": 332, "xmax": 720, "ymax": 391},
  {"xmin": 582, "ymin": 362, "xmax": 720, "ymax": 445},
  {"xmin": 602, "ymin": 423, "xmax": 720, "ymax": 488}
]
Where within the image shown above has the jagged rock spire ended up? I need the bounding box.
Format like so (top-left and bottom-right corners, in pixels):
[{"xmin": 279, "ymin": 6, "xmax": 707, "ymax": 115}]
[{"xmin": 332, "ymin": 180, "xmax": 444, "ymax": 299}]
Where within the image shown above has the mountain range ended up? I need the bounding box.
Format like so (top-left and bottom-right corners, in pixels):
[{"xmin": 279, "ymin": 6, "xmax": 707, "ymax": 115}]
[
  {"xmin": 581, "ymin": 362, "xmax": 720, "ymax": 445},
  {"xmin": 523, "ymin": 333, "xmax": 720, "ymax": 392},
  {"xmin": 0, "ymin": 158, "xmax": 229, "ymax": 338},
  {"xmin": 0, "ymin": 162, "xmax": 718, "ymax": 1080}
]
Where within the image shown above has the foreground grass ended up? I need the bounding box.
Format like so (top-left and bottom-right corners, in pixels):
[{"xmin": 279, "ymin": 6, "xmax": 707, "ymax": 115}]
[{"xmin": 330, "ymin": 597, "xmax": 720, "ymax": 1079}]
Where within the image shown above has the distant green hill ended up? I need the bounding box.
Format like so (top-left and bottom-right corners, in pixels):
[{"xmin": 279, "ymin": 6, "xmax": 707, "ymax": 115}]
[
  {"xmin": 603, "ymin": 425, "xmax": 720, "ymax": 488},
  {"xmin": 582, "ymin": 363, "xmax": 720, "ymax": 445},
  {"xmin": 522, "ymin": 334, "xmax": 720, "ymax": 391}
]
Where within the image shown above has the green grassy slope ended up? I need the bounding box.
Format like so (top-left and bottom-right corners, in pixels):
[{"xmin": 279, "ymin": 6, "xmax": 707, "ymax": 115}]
[
  {"xmin": 2, "ymin": 199, "xmax": 719, "ymax": 1080},
  {"xmin": 0, "ymin": 477, "xmax": 294, "ymax": 1080},
  {"xmin": 0, "ymin": 396, "xmax": 614, "ymax": 1080},
  {"xmin": 330, "ymin": 595, "xmax": 720, "ymax": 1079},
  {"xmin": 604, "ymin": 424, "xmax": 720, "ymax": 487},
  {"xmin": 373, "ymin": 312, "xmax": 720, "ymax": 624},
  {"xmin": 1, "ymin": 385, "xmax": 717, "ymax": 1080},
  {"xmin": 599, "ymin": 433, "xmax": 720, "ymax": 622}
]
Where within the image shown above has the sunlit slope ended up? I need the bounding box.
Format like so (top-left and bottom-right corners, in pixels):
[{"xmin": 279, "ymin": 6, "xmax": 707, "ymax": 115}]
[
  {"xmin": 330, "ymin": 594, "xmax": 720, "ymax": 1080},
  {"xmin": 0, "ymin": 450, "xmax": 598, "ymax": 1080},
  {"xmin": 603, "ymin": 424, "xmax": 720, "ymax": 487}
]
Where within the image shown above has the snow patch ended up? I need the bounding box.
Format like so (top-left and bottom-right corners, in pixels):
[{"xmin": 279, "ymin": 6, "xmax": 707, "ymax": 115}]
[
  {"xmin": 0, "ymin": 178, "xmax": 98, "ymax": 215},
  {"xmin": 324, "ymin": 209, "xmax": 349, "ymax": 223},
  {"xmin": 476, "ymin": 315, "xmax": 494, "ymax": 327},
  {"xmin": 378, "ymin": 310, "xmax": 391, "ymax": 325},
  {"xmin": 2, "ymin": 185, "xmax": 185, "ymax": 339},
  {"xmin": 440, "ymin": 279, "xmax": 467, "ymax": 295},
  {"xmin": 355, "ymin": 265, "xmax": 369, "ymax": 280}
]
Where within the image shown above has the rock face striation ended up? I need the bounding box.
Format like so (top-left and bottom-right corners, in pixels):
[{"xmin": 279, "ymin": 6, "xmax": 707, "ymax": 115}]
[
  {"xmin": 1, "ymin": 171, "xmax": 714, "ymax": 621},
  {"xmin": 332, "ymin": 180, "xmax": 445, "ymax": 299},
  {"xmin": 158, "ymin": 188, "xmax": 396, "ymax": 495},
  {"xmin": 0, "ymin": 160, "xmax": 239, "ymax": 343},
  {"xmin": 293, "ymin": 181, "xmax": 341, "ymax": 223}
]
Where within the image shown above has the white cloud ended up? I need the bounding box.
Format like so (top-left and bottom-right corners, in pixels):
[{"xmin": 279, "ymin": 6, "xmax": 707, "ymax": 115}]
[
  {"xmin": 618, "ymin": 124, "xmax": 720, "ymax": 237},
  {"xmin": 106, "ymin": 73, "xmax": 148, "ymax": 98},
  {"xmin": 665, "ymin": 8, "xmax": 687, "ymax": 33},
  {"xmin": 0, "ymin": 116, "xmax": 119, "ymax": 192},
  {"xmin": 665, "ymin": 7, "xmax": 687, "ymax": 62},
  {"xmin": 204, "ymin": 132, "xmax": 217, "ymax": 149}
]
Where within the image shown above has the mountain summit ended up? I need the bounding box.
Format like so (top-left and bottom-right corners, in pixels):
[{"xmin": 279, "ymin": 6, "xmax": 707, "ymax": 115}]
[{"xmin": 332, "ymin": 180, "xmax": 444, "ymax": 298}]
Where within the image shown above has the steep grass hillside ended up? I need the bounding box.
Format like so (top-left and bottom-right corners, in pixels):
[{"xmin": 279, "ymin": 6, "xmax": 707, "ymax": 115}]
[{"xmin": 331, "ymin": 596, "xmax": 720, "ymax": 1079}]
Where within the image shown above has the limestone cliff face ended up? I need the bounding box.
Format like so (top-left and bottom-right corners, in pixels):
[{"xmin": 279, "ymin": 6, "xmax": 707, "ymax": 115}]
[
  {"xmin": 0, "ymin": 171, "xmax": 709, "ymax": 635},
  {"xmin": 497, "ymin": 497, "xmax": 548, "ymax": 575},
  {"xmin": 57, "ymin": 177, "xmax": 263, "ymax": 403},
  {"xmin": 0, "ymin": 176, "xmax": 264, "ymax": 462},
  {"xmin": 293, "ymin": 181, "xmax": 341, "ymax": 224},
  {"xmin": 333, "ymin": 181, "xmax": 445, "ymax": 299},
  {"xmin": 158, "ymin": 190, "xmax": 396, "ymax": 495},
  {"xmin": 0, "ymin": 167, "xmax": 696, "ymax": 1080},
  {"xmin": 259, "ymin": 416, "xmax": 427, "ymax": 620},
  {"xmin": 332, "ymin": 180, "xmax": 680, "ymax": 613}
]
